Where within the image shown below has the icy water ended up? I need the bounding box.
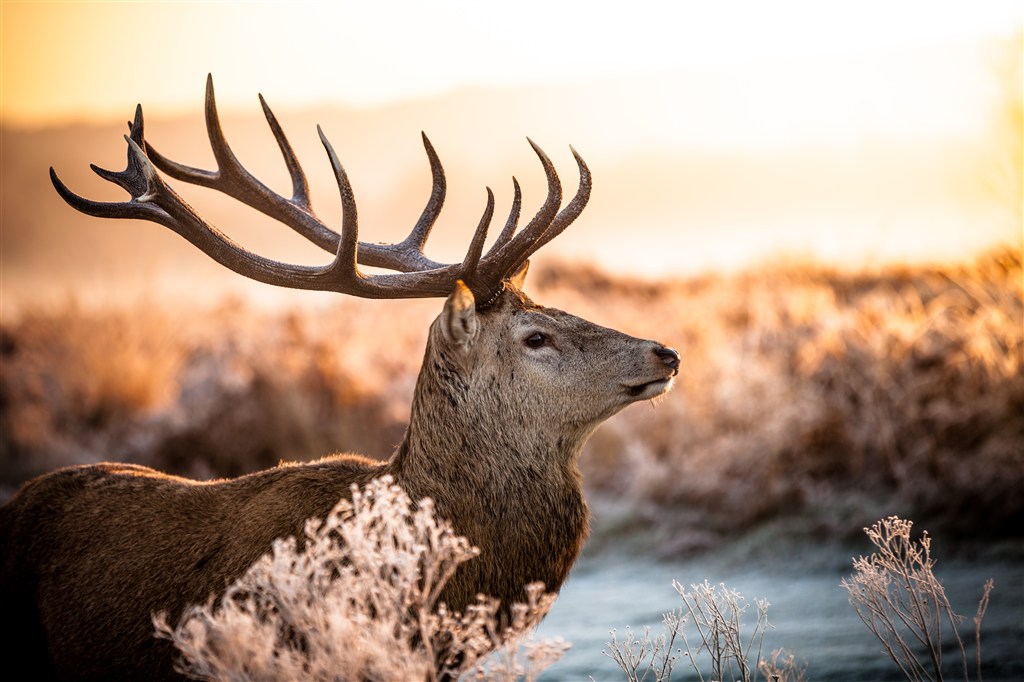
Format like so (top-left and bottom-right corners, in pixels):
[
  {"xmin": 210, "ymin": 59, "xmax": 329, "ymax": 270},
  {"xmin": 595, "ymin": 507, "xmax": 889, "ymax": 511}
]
[{"xmin": 536, "ymin": 543, "xmax": 1023, "ymax": 681}]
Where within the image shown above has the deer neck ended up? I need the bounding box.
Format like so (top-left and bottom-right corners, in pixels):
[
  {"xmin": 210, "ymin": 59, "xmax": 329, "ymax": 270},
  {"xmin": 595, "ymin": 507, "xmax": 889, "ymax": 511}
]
[
  {"xmin": 392, "ymin": 347, "xmax": 590, "ymax": 517},
  {"xmin": 385, "ymin": 353, "xmax": 591, "ymax": 603}
]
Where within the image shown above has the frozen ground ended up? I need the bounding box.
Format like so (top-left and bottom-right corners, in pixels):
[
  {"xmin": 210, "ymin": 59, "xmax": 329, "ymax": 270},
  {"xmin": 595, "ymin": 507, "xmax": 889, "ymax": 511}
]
[{"xmin": 537, "ymin": 541, "xmax": 1023, "ymax": 681}]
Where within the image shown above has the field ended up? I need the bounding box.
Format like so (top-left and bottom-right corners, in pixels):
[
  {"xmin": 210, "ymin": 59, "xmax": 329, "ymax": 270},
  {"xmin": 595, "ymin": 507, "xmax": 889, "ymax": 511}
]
[{"xmin": 3, "ymin": 246, "xmax": 1020, "ymax": 555}]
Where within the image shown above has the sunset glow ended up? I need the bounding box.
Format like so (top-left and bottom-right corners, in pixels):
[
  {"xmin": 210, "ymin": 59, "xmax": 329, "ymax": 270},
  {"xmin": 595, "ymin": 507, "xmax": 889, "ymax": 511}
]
[
  {"xmin": 2, "ymin": 1, "xmax": 1018, "ymax": 127},
  {"xmin": 1, "ymin": 1, "xmax": 1021, "ymax": 298}
]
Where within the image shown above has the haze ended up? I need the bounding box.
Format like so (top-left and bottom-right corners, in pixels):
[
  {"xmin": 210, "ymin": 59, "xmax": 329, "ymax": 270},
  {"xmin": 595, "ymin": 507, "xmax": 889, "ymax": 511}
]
[{"xmin": 2, "ymin": 1, "xmax": 1020, "ymax": 308}]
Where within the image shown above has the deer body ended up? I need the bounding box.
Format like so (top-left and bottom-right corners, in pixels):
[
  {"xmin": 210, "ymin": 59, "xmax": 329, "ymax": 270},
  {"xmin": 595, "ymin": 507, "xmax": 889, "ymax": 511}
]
[{"xmin": 1, "ymin": 77, "xmax": 678, "ymax": 679}]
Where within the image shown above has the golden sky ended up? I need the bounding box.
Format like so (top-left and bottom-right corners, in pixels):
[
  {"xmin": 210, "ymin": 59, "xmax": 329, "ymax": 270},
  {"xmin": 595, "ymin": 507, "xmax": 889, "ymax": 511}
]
[
  {"xmin": 2, "ymin": 1, "xmax": 1019, "ymax": 127},
  {"xmin": 1, "ymin": 1, "xmax": 1021, "ymax": 298}
]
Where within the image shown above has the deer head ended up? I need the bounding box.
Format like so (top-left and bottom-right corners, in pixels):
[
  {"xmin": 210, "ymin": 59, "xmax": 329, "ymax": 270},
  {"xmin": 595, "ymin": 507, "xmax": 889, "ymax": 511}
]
[{"xmin": 426, "ymin": 270, "xmax": 678, "ymax": 458}]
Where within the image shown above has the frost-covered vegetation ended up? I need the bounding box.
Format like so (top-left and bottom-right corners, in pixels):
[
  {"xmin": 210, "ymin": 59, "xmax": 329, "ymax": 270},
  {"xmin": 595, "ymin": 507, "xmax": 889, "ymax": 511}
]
[
  {"xmin": 3, "ymin": 248, "xmax": 1020, "ymax": 550},
  {"xmin": 604, "ymin": 579, "xmax": 806, "ymax": 682},
  {"xmin": 150, "ymin": 481, "xmax": 994, "ymax": 682},
  {"xmin": 842, "ymin": 516, "xmax": 994, "ymax": 682},
  {"xmin": 605, "ymin": 515, "xmax": 995, "ymax": 682},
  {"xmin": 153, "ymin": 476, "xmax": 566, "ymax": 681}
]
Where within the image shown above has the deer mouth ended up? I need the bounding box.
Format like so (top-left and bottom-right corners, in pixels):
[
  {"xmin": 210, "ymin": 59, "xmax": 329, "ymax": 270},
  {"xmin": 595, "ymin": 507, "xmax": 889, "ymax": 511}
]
[{"xmin": 624, "ymin": 377, "xmax": 673, "ymax": 399}]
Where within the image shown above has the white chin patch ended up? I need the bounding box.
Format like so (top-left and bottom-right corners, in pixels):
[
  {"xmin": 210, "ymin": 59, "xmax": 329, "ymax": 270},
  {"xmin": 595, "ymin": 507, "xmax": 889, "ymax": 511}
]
[{"xmin": 627, "ymin": 377, "xmax": 673, "ymax": 400}]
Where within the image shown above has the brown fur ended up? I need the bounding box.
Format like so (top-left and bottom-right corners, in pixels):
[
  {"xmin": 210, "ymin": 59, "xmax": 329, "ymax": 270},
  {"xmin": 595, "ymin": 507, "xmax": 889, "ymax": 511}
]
[{"xmin": 0, "ymin": 280, "xmax": 677, "ymax": 679}]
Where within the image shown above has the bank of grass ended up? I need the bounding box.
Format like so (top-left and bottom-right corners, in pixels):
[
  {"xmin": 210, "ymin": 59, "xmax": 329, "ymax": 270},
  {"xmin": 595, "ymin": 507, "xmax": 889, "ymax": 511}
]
[
  {"xmin": 2, "ymin": 247, "xmax": 1021, "ymax": 550},
  {"xmin": 555, "ymin": 247, "xmax": 1023, "ymax": 550}
]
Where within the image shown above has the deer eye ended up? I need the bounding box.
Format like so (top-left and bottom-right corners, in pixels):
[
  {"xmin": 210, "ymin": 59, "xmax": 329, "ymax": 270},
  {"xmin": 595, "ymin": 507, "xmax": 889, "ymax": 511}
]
[{"xmin": 524, "ymin": 332, "xmax": 548, "ymax": 349}]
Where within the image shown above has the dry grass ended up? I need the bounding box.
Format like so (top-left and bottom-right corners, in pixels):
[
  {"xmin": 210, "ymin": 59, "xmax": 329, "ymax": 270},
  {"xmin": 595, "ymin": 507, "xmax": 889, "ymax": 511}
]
[
  {"xmin": 556, "ymin": 247, "xmax": 1024, "ymax": 548},
  {"xmin": 0, "ymin": 296, "xmax": 430, "ymax": 493},
  {"xmin": 841, "ymin": 516, "xmax": 994, "ymax": 682},
  {"xmin": 607, "ymin": 513, "xmax": 998, "ymax": 682},
  {"xmin": 2, "ymin": 248, "xmax": 1021, "ymax": 549},
  {"xmin": 604, "ymin": 579, "xmax": 807, "ymax": 682},
  {"xmin": 0, "ymin": 302, "xmax": 186, "ymax": 483}
]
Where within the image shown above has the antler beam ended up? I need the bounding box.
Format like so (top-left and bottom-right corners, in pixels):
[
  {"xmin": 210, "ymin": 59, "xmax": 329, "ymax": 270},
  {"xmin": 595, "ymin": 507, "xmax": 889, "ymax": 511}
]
[{"xmin": 49, "ymin": 74, "xmax": 591, "ymax": 302}]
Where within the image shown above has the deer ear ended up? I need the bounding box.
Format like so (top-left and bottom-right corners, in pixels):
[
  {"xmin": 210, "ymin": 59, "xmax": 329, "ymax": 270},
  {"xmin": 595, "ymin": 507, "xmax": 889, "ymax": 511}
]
[
  {"xmin": 508, "ymin": 260, "xmax": 530, "ymax": 291},
  {"xmin": 440, "ymin": 280, "xmax": 479, "ymax": 347}
]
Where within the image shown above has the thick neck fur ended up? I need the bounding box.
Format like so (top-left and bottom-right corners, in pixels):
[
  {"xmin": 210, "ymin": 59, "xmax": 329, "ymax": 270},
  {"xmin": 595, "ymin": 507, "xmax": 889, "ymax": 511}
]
[
  {"xmin": 398, "ymin": 351, "xmax": 587, "ymax": 494},
  {"xmin": 389, "ymin": 303, "xmax": 590, "ymax": 604}
]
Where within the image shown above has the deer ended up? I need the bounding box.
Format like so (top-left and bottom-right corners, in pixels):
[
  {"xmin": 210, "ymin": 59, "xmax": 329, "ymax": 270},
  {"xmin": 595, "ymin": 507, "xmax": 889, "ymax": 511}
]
[{"xmin": 0, "ymin": 75, "xmax": 679, "ymax": 680}]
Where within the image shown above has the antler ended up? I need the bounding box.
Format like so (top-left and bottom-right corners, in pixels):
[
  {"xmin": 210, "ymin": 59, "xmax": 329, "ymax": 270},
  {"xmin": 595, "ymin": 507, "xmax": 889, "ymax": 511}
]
[{"xmin": 49, "ymin": 75, "xmax": 591, "ymax": 302}]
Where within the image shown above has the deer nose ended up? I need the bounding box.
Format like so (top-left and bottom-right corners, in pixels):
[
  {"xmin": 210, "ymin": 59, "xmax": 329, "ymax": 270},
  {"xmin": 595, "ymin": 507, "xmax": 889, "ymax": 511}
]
[{"xmin": 654, "ymin": 346, "xmax": 680, "ymax": 374}]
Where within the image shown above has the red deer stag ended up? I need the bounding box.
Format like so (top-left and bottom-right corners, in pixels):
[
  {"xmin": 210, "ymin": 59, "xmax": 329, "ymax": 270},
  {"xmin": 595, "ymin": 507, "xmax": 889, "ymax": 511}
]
[{"xmin": 0, "ymin": 76, "xmax": 679, "ymax": 679}]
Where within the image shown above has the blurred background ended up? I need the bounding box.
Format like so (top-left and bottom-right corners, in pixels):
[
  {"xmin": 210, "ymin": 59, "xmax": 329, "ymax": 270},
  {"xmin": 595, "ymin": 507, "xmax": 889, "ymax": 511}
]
[{"xmin": 2, "ymin": 2, "xmax": 1021, "ymax": 679}]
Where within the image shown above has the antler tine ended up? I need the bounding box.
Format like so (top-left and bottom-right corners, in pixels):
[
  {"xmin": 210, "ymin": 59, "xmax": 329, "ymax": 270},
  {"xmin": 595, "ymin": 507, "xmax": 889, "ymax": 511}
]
[
  {"xmin": 517, "ymin": 139, "xmax": 562, "ymax": 244},
  {"xmin": 484, "ymin": 177, "xmax": 522, "ymax": 260},
  {"xmin": 474, "ymin": 139, "xmax": 562, "ymax": 286},
  {"xmin": 527, "ymin": 146, "xmax": 591, "ymax": 255},
  {"xmin": 50, "ymin": 166, "xmax": 164, "ymax": 223},
  {"xmin": 144, "ymin": 75, "xmax": 235, "ymax": 190},
  {"xmin": 459, "ymin": 188, "xmax": 495, "ymax": 284},
  {"xmin": 50, "ymin": 105, "xmax": 170, "ymax": 225},
  {"xmin": 89, "ymin": 104, "xmax": 151, "ymax": 197},
  {"xmin": 401, "ymin": 133, "xmax": 446, "ymax": 253},
  {"xmin": 357, "ymin": 132, "xmax": 448, "ymax": 273},
  {"xmin": 258, "ymin": 93, "xmax": 313, "ymax": 212},
  {"xmin": 202, "ymin": 72, "xmax": 268, "ymax": 199},
  {"xmin": 147, "ymin": 74, "xmax": 342, "ymax": 254},
  {"xmin": 315, "ymin": 125, "xmax": 360, "ymax": 275}
]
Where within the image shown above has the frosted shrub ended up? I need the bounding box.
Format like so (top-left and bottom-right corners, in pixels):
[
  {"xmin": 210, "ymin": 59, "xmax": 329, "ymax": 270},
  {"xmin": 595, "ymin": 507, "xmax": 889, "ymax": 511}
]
[
  {"xmin": 604, "ymin": 579, "xmax": 805, "ymax": 682},
  {"xmin": 153, "ymin": 476, "xmax": 565, "ymax": 681},
  {"xmin": 468, "ymin": 583, "xmax": 571, "ymax": 682},
  {"xmin": 842, "ymin": 516, "xmax": 994, "ymax": 682}
]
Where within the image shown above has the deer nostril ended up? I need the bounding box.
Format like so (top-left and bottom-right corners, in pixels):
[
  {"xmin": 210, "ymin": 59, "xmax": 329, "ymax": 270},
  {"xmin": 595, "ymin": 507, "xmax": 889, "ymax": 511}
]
[{"xmin": 654, "ymin": 346, "xmax": 680, "ymax": 371}]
